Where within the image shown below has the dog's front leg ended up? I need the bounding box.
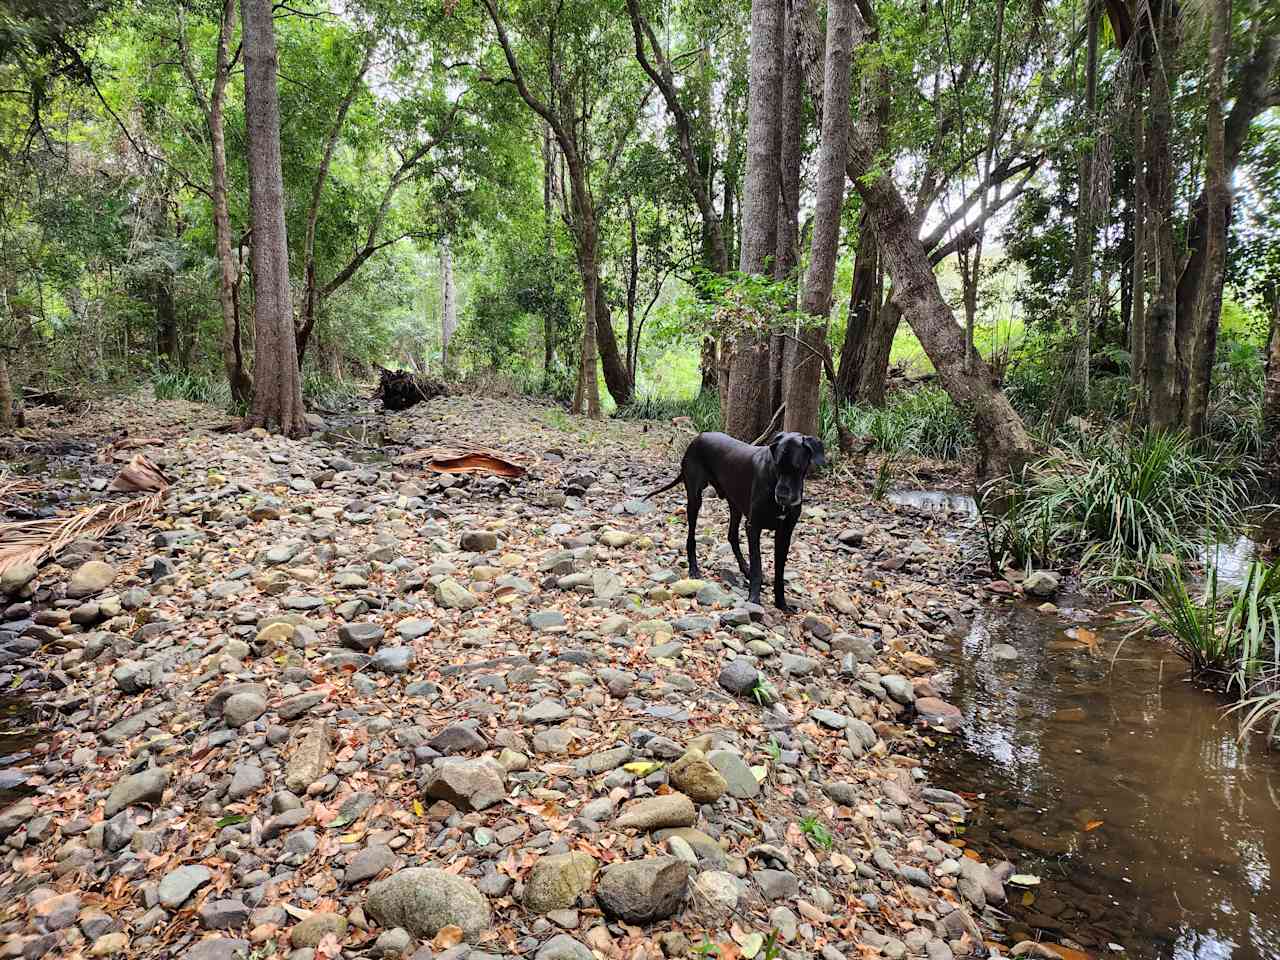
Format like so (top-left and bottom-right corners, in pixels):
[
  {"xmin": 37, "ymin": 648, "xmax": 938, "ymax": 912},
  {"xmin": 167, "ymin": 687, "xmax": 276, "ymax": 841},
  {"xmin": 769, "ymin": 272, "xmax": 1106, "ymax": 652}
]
[
  {"xmin": 773, "ymin": 521, "xmax": 795, "ymax": 612},
  {"xmin": 746, "ymin": 523, "xmax": 763, "ymax": 605}
]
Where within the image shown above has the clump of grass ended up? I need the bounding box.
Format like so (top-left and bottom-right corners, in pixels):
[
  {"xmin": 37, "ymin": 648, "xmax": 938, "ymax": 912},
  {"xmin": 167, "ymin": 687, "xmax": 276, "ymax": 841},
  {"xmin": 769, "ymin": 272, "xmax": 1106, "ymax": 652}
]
[
  {"xmin": 838, "ymin": 386, "xmax": 974, "ymax": 461},
  {"xmin": 979, "ymin": 430, "xmax": 1252, "ymax": 592},
  {"xmin": 152, "ymin": 367, "xmax": 228, "ymax": 405},
  {"xmin": 303, "ymin": 371, "xmax": 364, "ymax": 409},
  {"xmin": 1134, "ymin": 558, "xmax": 1280, "ymax": 745},
  {"xmin": 616, "ymin": 389, "xmax": 722, "ymax": 434}
]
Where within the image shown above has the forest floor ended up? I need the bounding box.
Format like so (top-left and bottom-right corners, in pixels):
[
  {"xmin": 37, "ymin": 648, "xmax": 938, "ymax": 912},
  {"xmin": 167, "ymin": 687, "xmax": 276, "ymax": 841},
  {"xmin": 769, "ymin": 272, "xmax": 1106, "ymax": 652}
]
[{"xmin": 0, "ymin": 391, "xmax": 1042, "ymax": 960}]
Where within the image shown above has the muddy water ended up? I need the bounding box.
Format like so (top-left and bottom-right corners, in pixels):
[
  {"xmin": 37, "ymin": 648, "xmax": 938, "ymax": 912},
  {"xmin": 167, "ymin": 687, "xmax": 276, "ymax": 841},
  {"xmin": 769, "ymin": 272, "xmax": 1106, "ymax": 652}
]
[{"xmin": 928, "ymin": 598, "xmax": 1280, "ymax": 959}]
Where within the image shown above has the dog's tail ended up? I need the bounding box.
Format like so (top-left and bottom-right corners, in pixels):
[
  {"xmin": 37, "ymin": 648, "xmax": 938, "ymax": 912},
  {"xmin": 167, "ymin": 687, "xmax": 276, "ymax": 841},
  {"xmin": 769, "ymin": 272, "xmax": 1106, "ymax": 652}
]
[{"xmin": 638, "ymin": 471, "xmax": 683, "ymax": 500}]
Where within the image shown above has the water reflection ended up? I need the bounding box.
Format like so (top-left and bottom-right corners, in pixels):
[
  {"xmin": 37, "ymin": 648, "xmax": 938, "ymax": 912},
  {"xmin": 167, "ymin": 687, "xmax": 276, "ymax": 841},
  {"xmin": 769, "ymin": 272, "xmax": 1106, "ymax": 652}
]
[{"xmin": 928, "ymin": 600, "xmax": 1280, "ymax": 960}]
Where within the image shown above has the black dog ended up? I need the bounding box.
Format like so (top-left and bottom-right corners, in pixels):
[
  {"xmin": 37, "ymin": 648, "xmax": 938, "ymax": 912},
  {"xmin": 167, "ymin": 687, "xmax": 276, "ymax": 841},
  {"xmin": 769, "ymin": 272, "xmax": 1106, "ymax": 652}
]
[{"xmin": 642, "ymin": 431, "xmax": 827, "ymax": 611}]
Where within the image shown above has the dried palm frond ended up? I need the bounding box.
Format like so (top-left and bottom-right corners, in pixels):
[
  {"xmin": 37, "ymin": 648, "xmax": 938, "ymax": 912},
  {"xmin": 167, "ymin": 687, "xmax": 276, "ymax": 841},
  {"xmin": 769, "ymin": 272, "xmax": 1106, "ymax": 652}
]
[
  {"xmin": 0, "ymin": 474, "xmax": 40, "ymax": 507},
  {"xmin": 0, "ymin": 492, "xmax": 164, "ymax": 576},
  {"xmin": 395, "ymin": 444, "xmax": 530, "ymax": 478}
]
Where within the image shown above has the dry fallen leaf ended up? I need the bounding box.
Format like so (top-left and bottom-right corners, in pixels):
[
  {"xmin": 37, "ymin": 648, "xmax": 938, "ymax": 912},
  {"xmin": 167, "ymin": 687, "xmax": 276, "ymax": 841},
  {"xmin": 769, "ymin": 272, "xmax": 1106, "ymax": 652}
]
[{"xmin": 433, "ymin": 925, "xmax": 465, "ymax": 951}]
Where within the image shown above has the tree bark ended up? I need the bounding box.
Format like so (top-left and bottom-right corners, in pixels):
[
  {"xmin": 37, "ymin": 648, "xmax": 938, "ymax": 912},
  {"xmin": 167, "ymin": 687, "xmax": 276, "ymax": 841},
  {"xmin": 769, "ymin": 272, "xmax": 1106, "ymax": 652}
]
[
  {"xmin": 542, "ymin": 122, "xmax": 556, "ymax": 376},
  {"xmin": 1264, "ymin": 294, "xmax": 1280, "ymax": 473},
  {"xmin": 726, "ymin": 0, "xmax": 785, "ymax": 442},
  {"xmin": 210, "ymin": 0, "xmax": 251, "ymax": 406},
  {"xmin": 594, "ymin": 279, "xmax": 633, "ymax": 407},
  {"xmin": 1129, "ymin": 87, "xmax": 1148, "ymax": 422},
  {"xmin": 773, "ymin": 0, "xmax": 803, "ymax": 421},
  {"xmin": 440, "ymin": 236, "xmax": 457, "ymax": 369},
  {"xmin": 1183, "ymin": 0, "xmax": 1231, "ymax": 436},
  {"xmin": 239, "ymin": 0, "xmax": 308, "ymax": 436},
  {"xmin": 1142, "ymin": 0, "xmax": 1180, "ymax": 431},
  {"xmin": 835, "ymin": 217, "xmax": 878, "ymax": 404},
  {"xmin": 0, "ymin": 353, "xmax": 12, "ymax": 429},
  {"xmin": 783, "ymin": 0, "xmax": 856, "ymax": 437}
]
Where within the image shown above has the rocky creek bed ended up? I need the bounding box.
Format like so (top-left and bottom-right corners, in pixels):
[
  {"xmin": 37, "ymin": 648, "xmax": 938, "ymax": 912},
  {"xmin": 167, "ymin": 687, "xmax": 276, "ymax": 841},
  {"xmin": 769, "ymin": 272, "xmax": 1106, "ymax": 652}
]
[{"xmin": 0, "ymin": 393, "xmax": 1076, "ymax": 960}]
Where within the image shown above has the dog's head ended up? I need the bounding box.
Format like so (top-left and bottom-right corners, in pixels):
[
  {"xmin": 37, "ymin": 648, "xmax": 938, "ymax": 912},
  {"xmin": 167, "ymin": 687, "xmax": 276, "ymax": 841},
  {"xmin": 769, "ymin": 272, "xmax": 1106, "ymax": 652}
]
[{"xmin": 767, "ymin": 432, "xmax": 828, "ymax": 509}]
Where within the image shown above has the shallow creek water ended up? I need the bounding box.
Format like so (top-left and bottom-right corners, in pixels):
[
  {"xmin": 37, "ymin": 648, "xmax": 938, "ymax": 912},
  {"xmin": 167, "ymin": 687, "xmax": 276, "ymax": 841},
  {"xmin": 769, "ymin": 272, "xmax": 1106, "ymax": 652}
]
[{"xmin": 885, "ymin": 489, "xmax": 1280, "ymax": 959}]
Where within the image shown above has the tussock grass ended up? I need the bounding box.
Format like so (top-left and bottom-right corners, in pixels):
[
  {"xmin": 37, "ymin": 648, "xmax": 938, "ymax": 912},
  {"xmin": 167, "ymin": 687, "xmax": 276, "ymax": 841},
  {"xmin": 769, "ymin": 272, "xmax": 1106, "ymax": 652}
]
[{"xmin": 979, "ymin": 430, "xmax": 1252, "ymax": 592}]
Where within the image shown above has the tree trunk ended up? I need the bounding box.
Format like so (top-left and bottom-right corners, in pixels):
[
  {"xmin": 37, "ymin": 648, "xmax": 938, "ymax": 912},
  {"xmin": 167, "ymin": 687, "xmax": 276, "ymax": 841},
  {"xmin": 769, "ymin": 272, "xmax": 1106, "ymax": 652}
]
[
  {"xmin": 440, "ymin": 237, "xmax": 457, "ymax": 368},
  {"xmin": 726, "ymin": 0, "xmax": 785, "ymax": 442},
  {"xmin": 848, "ymin": 139, "xmax": 1035, "ymax": 477},
  {"xmin": 835, "ymin": 218, "xmax": 877, "ymax": 404},
  {"xmin": 153, "ymin": 277, "xmax": 178, "ymax": 361},
  {"xmin": 0, "ymin": 354, "xmax": 12, "ymax": 429},
  {"xmin": 1182, "ymin": 0, "xmax": 1232, "ymax": 436},
  {"xmin": 239, "ymin": 0, "xmax": 308, "ymax": 437},
  {"xmin": 1142, "ymin": 1, "xmax": 1180, "ymax": 432},
  {"xmin": 1061, "ymin": 0, "xmax": 1099, "ymax": 419},
  {"xmin": 783, "ymin": 0, "xmax": 856, "ymax": 437},
  {"xmin": 211, "ymin": 0, "xmax": 250, "ymax": 406},
  {"xmin": 542, "ymin": 122, "xmax": 556, "ymax": 376},
  {"xmin": 772, "ymin": 0, "xmax": 803, "ymax": 422},
  {"xmin": 858, "ymin": 299, "xmax": 899, "ymax": 406},
  {"xmin": 1129, "ymin": 82, "xmax": 1148, "ymax": 421},
  {"xmin": 594, "ymin": 278, "xmax": 633, "ymax": 407},
  {"xmin": 1264, "ymin": 293, "xmax": 1280, "ymax": 474}
]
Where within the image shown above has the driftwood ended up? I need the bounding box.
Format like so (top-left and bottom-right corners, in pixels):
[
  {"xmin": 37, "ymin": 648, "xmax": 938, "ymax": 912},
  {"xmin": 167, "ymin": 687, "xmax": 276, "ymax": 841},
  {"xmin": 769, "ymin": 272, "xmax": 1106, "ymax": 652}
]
[{"xmin": 373, "ymin": 368, "xmax": 447, "ymax": 412}]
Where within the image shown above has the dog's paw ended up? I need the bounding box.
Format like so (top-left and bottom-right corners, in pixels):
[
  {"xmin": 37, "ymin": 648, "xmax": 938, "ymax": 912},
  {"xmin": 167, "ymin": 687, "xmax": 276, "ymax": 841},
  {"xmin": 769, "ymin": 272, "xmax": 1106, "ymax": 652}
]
[{"xmin": 774, "ymin": 599, "xmax": 794, "ymax": 614}]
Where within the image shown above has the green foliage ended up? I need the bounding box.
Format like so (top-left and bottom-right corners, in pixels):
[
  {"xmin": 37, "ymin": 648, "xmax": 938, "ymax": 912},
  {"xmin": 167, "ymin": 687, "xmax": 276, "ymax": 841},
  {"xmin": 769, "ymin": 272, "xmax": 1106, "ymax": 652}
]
[
  {"xmin": 152, "ymin": 366, "xmax": 228, "ymax": 405},
  {"xmin": 836, "ymin": 387, "xmax": 974, "ymax": 461},
  {"xmin": 1132, "ymin": 559, "xmax": 1280, "ymax": 691},
  {"xmin": 614, "ymin": 389, "xmax": 722, "ymax": 433},
  {"xmin": 979, "ymin": 431, "xmax": 1253, "ymax": 591},
  {"xmin": 798, "ymin": 815, "xmax": 834, "ymax": 850}
]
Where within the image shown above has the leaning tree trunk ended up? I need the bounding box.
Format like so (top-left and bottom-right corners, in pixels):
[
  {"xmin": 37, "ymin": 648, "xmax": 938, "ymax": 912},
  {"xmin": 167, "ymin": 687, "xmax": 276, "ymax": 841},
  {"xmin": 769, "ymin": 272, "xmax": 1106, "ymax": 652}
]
[
  {"xmin": 835, "ymin": 220, "xmax": 877, "ymax": 404},
  {"xmin": 848, "ymin": 138, "xmax": 1035, "ymax": 477},
  {"xmin": 593, "ymin": 281, "xmax": 634, "ymax": 408},
  {"xmin": 783, "ymin": 0, "xmax": 856, "ymax": 437},
  {"xmin": 726, "ymin": 0, "xmax": 785, "ymax": 442},
  {"xmin": 858, "ymin": 300, "xmax": 899, "ymax": 406},
  {"xmin": 239, "ymin": 0, "xmax": 308, "ymax": 437}
]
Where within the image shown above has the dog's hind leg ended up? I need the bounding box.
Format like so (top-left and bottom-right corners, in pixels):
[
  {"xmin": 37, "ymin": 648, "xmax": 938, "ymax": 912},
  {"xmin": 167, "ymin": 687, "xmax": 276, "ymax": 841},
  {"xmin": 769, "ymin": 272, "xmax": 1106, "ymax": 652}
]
[
  {"xmin": 727, "ymin": 506, "xmax": 748, "ymax": 579},
  {"xmin": 746, "ymin": 523, "xmax": 763, "ymax": 605},
  {"xmin": 684, "ymin": 480, "xmax": 704, "ymax": 578}
]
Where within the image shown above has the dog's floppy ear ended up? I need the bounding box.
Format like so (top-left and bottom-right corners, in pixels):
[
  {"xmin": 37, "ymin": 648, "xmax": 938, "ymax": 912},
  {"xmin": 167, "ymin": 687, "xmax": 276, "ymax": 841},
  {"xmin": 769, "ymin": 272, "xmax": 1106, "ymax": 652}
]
[
  {"xmin": 805, "ymin": 436, "xmax": 829, "ymax": 467},
  {"xmin": 767, "ymin": 434, "xmax": 785, "ymax": 463}
]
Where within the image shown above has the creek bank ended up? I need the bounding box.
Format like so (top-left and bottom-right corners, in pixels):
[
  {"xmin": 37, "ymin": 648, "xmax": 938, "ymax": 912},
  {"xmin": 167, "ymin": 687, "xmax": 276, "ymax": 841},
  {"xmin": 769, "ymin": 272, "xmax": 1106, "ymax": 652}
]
[{"xmin": 0, "ymin": 393, "xmax": 1051, "ymax": 959}]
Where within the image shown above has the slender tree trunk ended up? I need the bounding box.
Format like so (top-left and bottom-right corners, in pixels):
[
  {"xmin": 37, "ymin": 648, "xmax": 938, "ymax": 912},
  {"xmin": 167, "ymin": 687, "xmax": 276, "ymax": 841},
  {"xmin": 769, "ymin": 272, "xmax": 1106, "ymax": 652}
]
[
  {"xmin": 440, "ymin": 237, "xmax": 457, "ymax": 369},
  {"xmin": 783, "ymin": 0, "xmax": 856, "ymax": 436},
  {"xmin": 773, "ymin": 0, "xmax": 803, "ymax": 422},
  {"xmin": 726, "ymin": 0, "xmax": 785, "ymax": 442},
  {"xmin": 1061, "ymin": 0, "xmax": 1101, "ymax": 420},
  {"xmin": 1183, "ymin": 0, "xmax": 1232, "ymax": 436},
  {"xmin": 858, "ymin": 299, "xmax": 899, "ymax": 406},
  {"xmin": 1264, "ymin": 292, "xmax": 1280, "ymax": 473},
  {"xmin": 153, "ymin": 277, "xmax": 178, "ymax": 361},
  {"xmin": 210, "ymin": 0, "xmax": 251, "ymax": 406},
  {"xmin": 1143, "ymin": 2, "xmax": 1180, "ymax": 431},
  {"xmin": 835, "ymin": 218, "xmax": 877, "ymax": 403},
  {"xmin": 0, "ymin": 354, "xmax": 12, "ymax": 429},
  {"xmin": 542, "ymin": 122, "xmax": 556, "ymax": 376},
  {"xmin": 1130, "ymin": 82, "xmax": 1148, "ymax": 421},
  {"xmin": 239, "ymin": 0, "xmax": 307, "ymax": 436}
]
